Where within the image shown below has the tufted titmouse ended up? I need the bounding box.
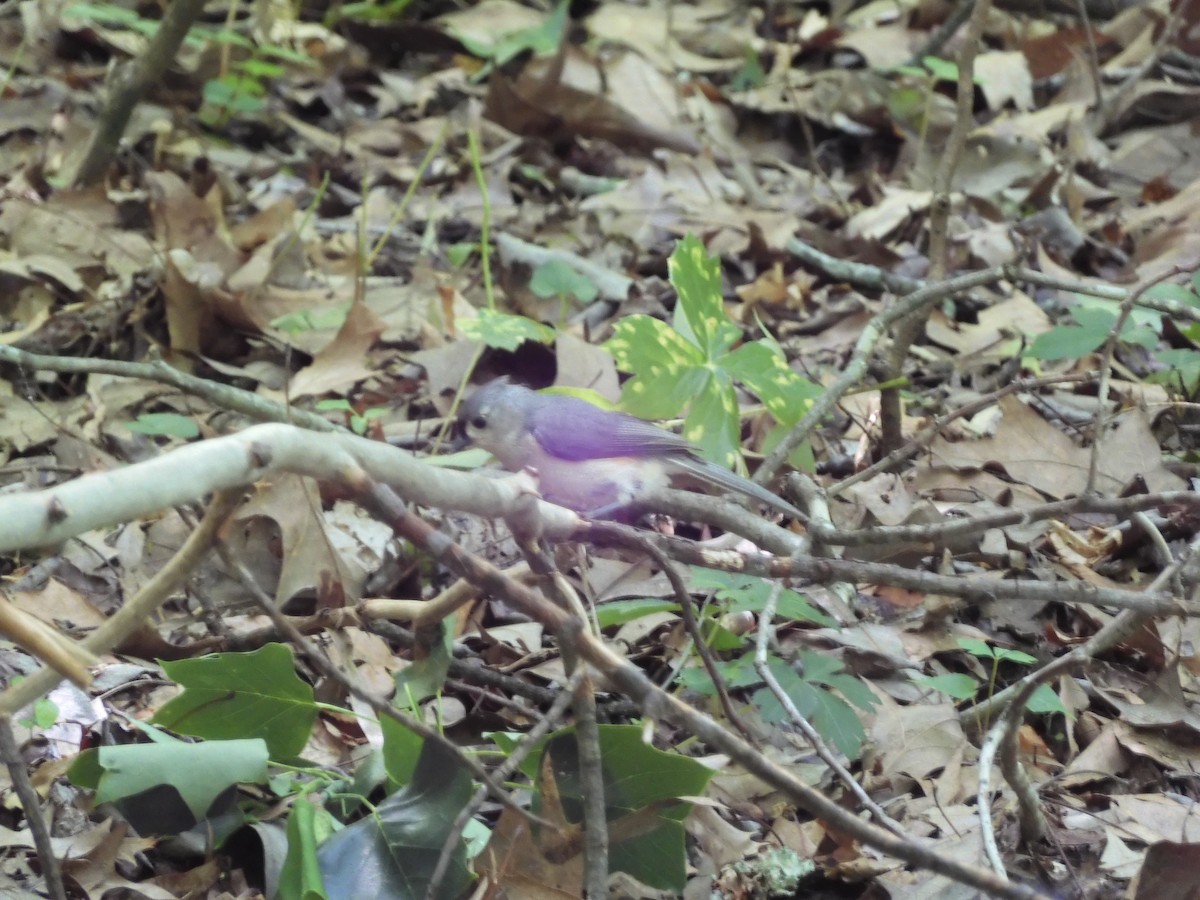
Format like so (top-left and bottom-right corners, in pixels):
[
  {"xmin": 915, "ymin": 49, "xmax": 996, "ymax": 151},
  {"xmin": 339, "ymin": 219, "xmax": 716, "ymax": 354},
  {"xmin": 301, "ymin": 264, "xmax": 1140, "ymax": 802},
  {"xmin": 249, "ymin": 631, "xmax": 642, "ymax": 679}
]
[{"xmin": 456, "ymin": 378, "xmax": 803, "ymax": 519}]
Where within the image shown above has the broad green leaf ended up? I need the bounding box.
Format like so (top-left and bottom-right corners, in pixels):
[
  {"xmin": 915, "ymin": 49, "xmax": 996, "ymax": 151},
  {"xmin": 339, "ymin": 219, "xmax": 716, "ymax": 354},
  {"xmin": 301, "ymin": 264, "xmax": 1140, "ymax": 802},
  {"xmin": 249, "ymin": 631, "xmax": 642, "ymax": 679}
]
[
  {"xmin": 446, "ymin": 242, "xmax": 475, "ymax": 267},
  {"xmin": 277, "ymin": 796, "xmax": 334, "ymax": 900},
  {"xmin": 922, "ymin": 55, "xmax": 958, "ymax": 80},
  {"xmin": 317, "ymin": 740, "xmax": 471, "ymax": 900},
  {"xmin": 806, "ymin": 683, "xmax": 867, "ymax": 758},
  {"xmin": 683, "ymin": 373, "xmax": 741, "ymax": 469},
  {"xmin": 152, "ymin": 644, "xmax": 316, "ymax": 759},
  {"xmin": 753, "ymin": 664, "xmax": 817, "ymax": 722},
  {"xmin": 380, "ymin": 715, "xmax": 423, "ymax": 788},
  {"xmin": 957, "ymin": 638, "xmax": 995, "ymax": 659},
  {"xmin": 691, "ymin": 568, "xmax": 833, "ymax": 626},
  {"xmin": 723, "ymin": 341, "xmax": 821, "ymax": 426},
  {"xmin": 618, "ymin": 366, "xmax": 707, "ymax": 420},
  {"xmin": 458, "ymin": 309, "xmax": 554, "ymax": 351},
  {"xmin": 394, "ymin": 619, "xmax": 452, "ymax": 706},
  {"xmin": 1028, "ymin": 324, "xmax": 1107, "ymax": 361},
  {"xmin": 272, "ymin": 304, "xmax": 350, "ymax": 334},
  {"xmin": 240, "ymin": 59, "xmax": 285, "ymax": 79},
  {"xmin": 669, "ymin": 238, "xmax": 742, "ymax": 360},
  {"xmin": 915, "ymin": 673, "xmax": 979, "ymax": 700},
  {"xmin": 69, "ymin": 739, "xmax": 268, "ymax": 831},
  {"xmin": 1027, "ymin": 684, "xmax": 1070, "ymax": 716},
  {"xmin": 530, "ymin": 260, "xmax": 598, "ymax": 304},
  {"xmin": 1149, "ymin": 349, "xmax": 1200, "ymax": 394},
  {"xmin": 67, "ymin": 3, "xmax": 139, "ymax": 24},
  {"xmin": 526, "ymin": 726, "xmax": 714, "ymax": 891},
  {"xmin": 992, "ymin": 647, "xmax": 1037, "ymax": 666},
  {"xmin": 594, "ymin": 598, "xmax": 680, "ymax": 628},
  {"xmin": 32, "ymin": 698, "xmax": 58, "ymax": 729},
  {"xmin": 823, "ymin": 671, "xmax": 880, "ymax": 713},
  {"xmin": 676, "ymin": 654, "xmax": 759, "ymax": 695},
  {"xmin": 126, "ymin": 412, "xmax": 200, "ymax": 439},
  {"xmin": 606, "ymin": 314, "xmax": 704, "ymax": 375},
  {"xmin": 451, "ymin": 0, "xmax": 567, "ymax": 65},
  {"xmin": 669, "ymin": 234, "xmax": 736, "ymax": 358},
  {"xmin": 259, "ymin": 43, "xmax": 320, "ymax": 65},
  {"xmin": 751, "ymin": 654, "xmax": 873, "ymax": 758}
]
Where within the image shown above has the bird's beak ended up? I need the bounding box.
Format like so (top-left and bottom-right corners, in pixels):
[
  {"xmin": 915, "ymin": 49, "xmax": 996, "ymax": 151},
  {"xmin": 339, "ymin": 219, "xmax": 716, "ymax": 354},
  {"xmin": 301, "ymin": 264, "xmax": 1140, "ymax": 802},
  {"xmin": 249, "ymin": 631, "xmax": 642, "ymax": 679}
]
[{"xmin": 447, "ymin": 427, "xmax": 470, "ymax": 452}]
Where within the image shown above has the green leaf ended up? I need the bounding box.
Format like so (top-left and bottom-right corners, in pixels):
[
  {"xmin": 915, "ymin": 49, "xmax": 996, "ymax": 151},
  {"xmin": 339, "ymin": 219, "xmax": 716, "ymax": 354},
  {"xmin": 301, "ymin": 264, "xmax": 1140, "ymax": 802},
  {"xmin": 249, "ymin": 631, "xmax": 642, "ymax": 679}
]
[
  {"xmin": 529, "ymin": 260, "xmax": 598, "ymax": 304},
  {"xmin": 272, "ymin": 304, "xmax": 351, "ymax": 334},
  {"xmin": 957, "ymin": 638, "xmax": 995, "ymax": 659},
  {"xmin": 806, "ymin": 683, "xmax": 867, "ymax": 758},
  {"xmin": 915, "ymin": 673, "xmax": 979, "ymax": 700},
  {"xmin": 1027, "ymin": 323, "xmax": 1108, "ymax": 361},
  {"xmin": 723, "ymin": 341, "xmax": 822, "ymax": 427},
  {"xmin": 594, "ymin": 598, "xmax": 680, "ymax": 628},
  {"xmin": 992, "ymin": 647, "xmax": 1036, "ymax": 666},
  {"xmin": 446, "ymin": 242, "xmax": 475, "ymax": 267},
  {"xmin": 1150, "ymin": 349, "xmax": 1200, "ymax": 394},
  {"xmin": 380, "ymin": 715, "xmax": 423, "ymax": 787},
  {"xmin": 1027, "ymin": 683, "xmax": 1069, "ymax": 716},
  {"xmin": 32, "ymin": 698, "xmax": 58, "ymax": 729},
  {"xmin": 317, "ymin": 740, "xmax": 472, "ymax": 900},
  {"xmin": 749, "ymin": 653, "xmax": 874, "ymax": 758},
  {"xmin": 668, "ymin": 234, "xmax": 743, "ymax": 360},
  {"xmin": 394, "ymin": 619, "xmax": 452, "ymax": 706},
  {"xmin": 258, "ymin": 43, "xmax": 319, "ymax": 65},
  {"xmin": 527, "ymin": 725, "xmax": 714, "ymax": 891},
  {"xmin": 730, "ymin": 48, "xmax": 766, "ymax": 91},
  {"xmin": 240, "ymin": 58, "xmax": 284, "ymax": 79},
  {"xmin": 683, "ymin": 373, "xmax": 741, "ymax": 469},
  {"xmin": 69, "ymin": 739, "xmax": 268, "ymax": 831},
  {"xmin": 676, "ymin": 655, "xmax": 757, "ymax": 695},
  {"xmin": 451, "ymin": 0, "xmax": 567, "ymax": 65},
  {"xmin": 922, "ymin": 55, "xmax": 959, "ymax": 81},
  {"xmin": 617, "ymin": 367, "xmax": 707, "ymax": 420},
  {"xmin": 277, "ymin": 796, "xmax": 334, "ymax": 900},
  {"xmin": 702, "ymin": 616, "xmax": 744, "ymax": 652},
  {"xmin": 458, "ymin": 308, "xmax": 555, "ymax": 351},
  {"xmin": 606, "ymin": 314, "xmax": 704, "ymax": 376},
  {"xmin": 753, "ymin": 659, "xmax": 867, "ymax": 758},
  {"xmin": 126, "ymin": 412, "xmax": 200, "ymax": 439},
  {"xmin": 691, "ymin": 568, "xmax": 832, "ymax": 626},
  {"xmin": 152, "ymin": 644, "xmax": 317, "ymax": 759}
]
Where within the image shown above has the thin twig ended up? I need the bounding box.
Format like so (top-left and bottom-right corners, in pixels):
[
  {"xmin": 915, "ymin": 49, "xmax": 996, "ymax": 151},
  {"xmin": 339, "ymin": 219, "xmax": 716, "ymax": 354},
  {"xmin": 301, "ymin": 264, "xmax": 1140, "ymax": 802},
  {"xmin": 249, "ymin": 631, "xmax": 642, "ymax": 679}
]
[
  {"xmin": 753, "ymin": 583, "xmax": 904, "ymax": 835},
  {"xmin": 755, "ymin": 266, "xmax": 1011, "ymax": 486},
  {"xmin": 587, "ymin": 518, "xmax": 1179, "ymax": 616},
  {"xmin": 0, "ymin": 715, "xmax": 67, "ymax": 900},
  {"xmin": 514, "ymin": 538, "xmax": 608, "ymax": 896},
  {"xmin": 1085, "ymin": 267, "xmax": 1186, "ymax": 493},
  {"xmin": 830, "ymin": 372, "xmax": 1095, "ymax": 496},
  {"xmin": 425, "ymin": 670, "xmax": 585, "ymax": 900},
  {"xmin": 596, "ymin": 524, "xmax": 756, "ymax": 740}
]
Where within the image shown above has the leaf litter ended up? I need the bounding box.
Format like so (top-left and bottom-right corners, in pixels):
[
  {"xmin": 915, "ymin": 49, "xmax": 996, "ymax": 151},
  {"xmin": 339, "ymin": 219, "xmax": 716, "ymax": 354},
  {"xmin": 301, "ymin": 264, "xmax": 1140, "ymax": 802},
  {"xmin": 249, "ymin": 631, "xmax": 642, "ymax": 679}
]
[{"xmin": 0, "ymin": 0, "xmax": 1198, "ymax": 898}]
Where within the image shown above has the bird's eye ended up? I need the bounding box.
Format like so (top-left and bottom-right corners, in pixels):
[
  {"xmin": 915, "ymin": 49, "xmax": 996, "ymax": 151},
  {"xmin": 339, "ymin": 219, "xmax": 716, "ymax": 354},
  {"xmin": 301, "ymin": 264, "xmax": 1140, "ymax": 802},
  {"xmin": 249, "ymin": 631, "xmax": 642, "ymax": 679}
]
[{"xmin": 471, "ymin": 415, "xmax": 488, "ymax": 429}]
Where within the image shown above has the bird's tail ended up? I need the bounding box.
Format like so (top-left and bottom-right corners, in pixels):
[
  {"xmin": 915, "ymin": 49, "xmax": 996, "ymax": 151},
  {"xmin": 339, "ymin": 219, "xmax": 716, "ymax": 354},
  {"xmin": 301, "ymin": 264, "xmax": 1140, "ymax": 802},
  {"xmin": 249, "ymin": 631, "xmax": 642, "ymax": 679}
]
[{"xmin": 670, "ymin": 456, "xmax": 805, "ymax": 520}]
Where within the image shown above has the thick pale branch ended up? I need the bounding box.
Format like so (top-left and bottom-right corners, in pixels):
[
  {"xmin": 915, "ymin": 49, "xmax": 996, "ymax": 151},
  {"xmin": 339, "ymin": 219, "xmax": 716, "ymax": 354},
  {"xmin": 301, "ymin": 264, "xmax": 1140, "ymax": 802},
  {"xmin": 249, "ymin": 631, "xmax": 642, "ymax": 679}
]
[{"xmin": 0, "ymin": 424, "xmax": 579, "ymax": 552}]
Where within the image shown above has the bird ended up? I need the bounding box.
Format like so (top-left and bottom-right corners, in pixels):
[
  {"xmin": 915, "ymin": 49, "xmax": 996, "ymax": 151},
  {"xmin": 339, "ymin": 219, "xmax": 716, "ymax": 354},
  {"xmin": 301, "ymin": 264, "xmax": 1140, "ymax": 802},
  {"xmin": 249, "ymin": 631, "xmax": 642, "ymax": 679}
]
[{"xmin": 455, "ymin": 378, "xmax": 803, "ymax": 520}]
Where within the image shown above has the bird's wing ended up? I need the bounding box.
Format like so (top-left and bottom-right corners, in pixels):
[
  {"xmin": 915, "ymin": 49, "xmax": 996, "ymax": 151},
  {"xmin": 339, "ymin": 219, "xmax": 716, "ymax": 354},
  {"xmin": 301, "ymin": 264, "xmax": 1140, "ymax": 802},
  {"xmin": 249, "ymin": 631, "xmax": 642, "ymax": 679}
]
[{"xmin": 527, "ymin": 395, "xmax": 694, "ymax": 461}]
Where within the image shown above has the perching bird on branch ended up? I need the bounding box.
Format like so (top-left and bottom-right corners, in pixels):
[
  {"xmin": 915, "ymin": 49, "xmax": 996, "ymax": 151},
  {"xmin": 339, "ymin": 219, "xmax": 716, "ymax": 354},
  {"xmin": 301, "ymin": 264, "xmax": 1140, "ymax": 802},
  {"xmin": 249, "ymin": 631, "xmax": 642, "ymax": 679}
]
[{"xmin": 456, "ymin": 378, "xmax": 802, "ymax": 520}]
